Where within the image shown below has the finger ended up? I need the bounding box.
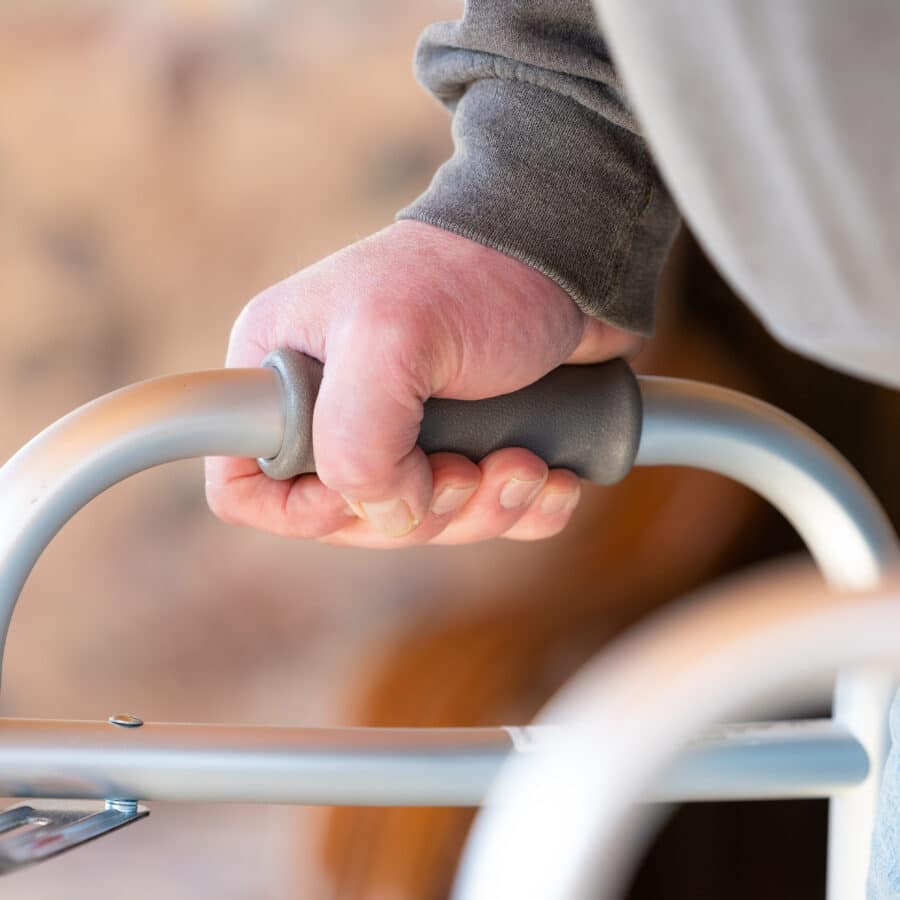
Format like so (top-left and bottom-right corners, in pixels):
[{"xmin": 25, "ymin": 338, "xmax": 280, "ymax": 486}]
[
  {"xmin": 205, "ymin": 457, "xmax": 353, "ymax": 539},
  {"xmin": 224, "ymin": 279, "xmax": 328, "ymax": 369},
  {"xmin": 427, "ymin": 452, "xmax": 482, "ymax": 519},
  {"xmin": 318, "ymin": 452, "xmax": 481, "ymax": 548},
  {"xmin": 567, "ymin": 319, "xmax": 643, "ymax": 364},
  {"xmin": 312, "ymin": 333, "xmax": 434, "ymax": 538},
  {"xmin": 501, "ymin": 470, "xmax": 582, "ymax": 541},
  {"xmin": 430, "ymin": 447, "xmax": 549, "ymax": 545}
]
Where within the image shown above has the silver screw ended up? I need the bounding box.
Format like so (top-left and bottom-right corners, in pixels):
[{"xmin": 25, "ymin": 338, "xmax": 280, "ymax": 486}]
[
  {"xmin": 108, "ymin": 713, "xmax": 143, "ymax": 728},
  {"xmin": 105, "ymin": 798, "xmax": 139, "ymax": 815}
]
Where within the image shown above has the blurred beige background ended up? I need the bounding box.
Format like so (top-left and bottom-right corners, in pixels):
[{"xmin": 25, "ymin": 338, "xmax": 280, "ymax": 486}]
[{"xmin": 0, "ymin": 2, "xmax": 574, "ymax": 897}]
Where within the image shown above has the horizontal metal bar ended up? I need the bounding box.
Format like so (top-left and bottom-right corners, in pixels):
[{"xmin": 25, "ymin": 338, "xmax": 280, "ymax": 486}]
[
  {"xmin": 654, "ymin": 718, "xmax": 870, "ymax": 801},
  {"xmin": 0, "ymin": 718, "xmax": 868, "ymax": 806},
  {"xmin": 0, "ymin": 719, "xmax": 509, "ymax": 806}
]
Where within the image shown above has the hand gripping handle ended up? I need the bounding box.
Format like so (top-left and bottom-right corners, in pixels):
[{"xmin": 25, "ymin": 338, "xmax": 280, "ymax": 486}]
[{"xmin": 257, "ymin": 349, "xmax": 643, "ymax": 485}]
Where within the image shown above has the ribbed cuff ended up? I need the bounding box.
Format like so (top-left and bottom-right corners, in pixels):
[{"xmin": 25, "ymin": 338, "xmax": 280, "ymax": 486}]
[{"xmin": 398, "ymin": 77, "xmax": 679, "ymax": 336}]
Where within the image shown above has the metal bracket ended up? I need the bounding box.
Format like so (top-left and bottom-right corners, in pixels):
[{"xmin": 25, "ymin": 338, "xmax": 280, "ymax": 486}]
[{"xmin": 0, "ymin": 801, "xmax": 148, "ymax": 875}]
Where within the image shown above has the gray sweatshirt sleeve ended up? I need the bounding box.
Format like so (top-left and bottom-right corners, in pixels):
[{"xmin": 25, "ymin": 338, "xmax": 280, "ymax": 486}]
[{"xmin": 397, "ymin": 1, "xmax": 680, "ymax": 336}]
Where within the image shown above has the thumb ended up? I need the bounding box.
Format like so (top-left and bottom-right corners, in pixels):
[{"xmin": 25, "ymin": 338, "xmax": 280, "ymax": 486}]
[
  {"xmin": 312, "ymin": 336, "xmax": 433, "ymax": 538},
  {"xmin": 566, "ymin": 317, "xmax": 644, "ymax": 364}
]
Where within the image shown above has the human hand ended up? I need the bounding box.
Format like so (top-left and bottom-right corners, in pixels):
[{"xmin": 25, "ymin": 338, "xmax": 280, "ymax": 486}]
[{"xmin": 205, "ymin": 221, "xmax": 641, "ymax": 547}]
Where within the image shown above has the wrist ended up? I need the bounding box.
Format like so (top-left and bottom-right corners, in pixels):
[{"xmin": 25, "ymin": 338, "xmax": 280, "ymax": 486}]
[
  {"xmin": 387, "ymin": 220, "xmax": 643, "ymax": 364},
  {"xmin": 388, "ymin": 218, "xmax": 579, "ymax": 315}
]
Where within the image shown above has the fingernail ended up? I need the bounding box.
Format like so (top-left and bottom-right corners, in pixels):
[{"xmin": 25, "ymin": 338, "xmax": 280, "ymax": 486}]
[
  {"xmin": 360, "ymin": 498, "xmax": 419, "ymax": 537},
  {"xmin": 540, "ymin": 491, "xmax": 580, "ymax": 516},
  {"xmin": 499, "ymin": 477, "xmax": 543, "ymax": 510},
  {"xmin": 431, "ymin": 484, "xmax": 477, "ymax": 517}
]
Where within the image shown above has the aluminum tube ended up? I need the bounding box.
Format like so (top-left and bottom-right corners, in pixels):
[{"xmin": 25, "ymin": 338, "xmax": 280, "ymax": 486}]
[
  {"xmin": 454, "ymin": 585, "xmax": 900, "ymax": 900},
  {"xmin": 636, "ymin": 377, "xmax": 899, "ymax": 589},
  {"xmin": 458, "ymin": 380, "xmax": 900, "ymax": 900},
  {"xmin": 636, "ymin": 377, "xmax": 900, "ymax": 899},
  {"xmin": 0, "ymin": 718, "xmax": 869, "ymax": 806},
  {"xmin": 0, "ymin": 368, "xmax": 284, "ymax": 679},
  {"xmin": 0, "ymin": 720, "xmax": 508, "ymax": 807},
  {"xmin": 2, "ymin": 371, "xmax": 891, "ymax": 668},
  {"xmin": 652, "ymin": 718, "xmax": 869, "ymax": 802}
]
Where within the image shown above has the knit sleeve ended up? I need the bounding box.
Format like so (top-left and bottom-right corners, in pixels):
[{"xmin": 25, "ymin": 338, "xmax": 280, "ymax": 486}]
[{"xmin": 397, "ymin": 1, "xmax": 680, "ymax": 335}]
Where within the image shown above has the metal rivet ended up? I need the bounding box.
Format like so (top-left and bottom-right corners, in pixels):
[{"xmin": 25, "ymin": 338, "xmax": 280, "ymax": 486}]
[
  {"xmin": 108, "ymin": 713, "xmax": 143, "ymax": 728},
  {"xmin": 105, "ymin": 798, "xmax": 139, "ymax": 815}
]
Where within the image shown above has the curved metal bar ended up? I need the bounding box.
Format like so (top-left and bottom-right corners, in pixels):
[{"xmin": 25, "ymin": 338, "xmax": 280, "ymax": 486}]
[
  {"xmin": 454, "ymin": 579, "xmax": 900, "ymax": 900},
  {"xmin": 459, "ymin": 378, "xmax": 900, "ymax": 900},
  {"xmin": 0, "ymin": 368, "xmax": 284, "ymax": 678},
  {"xmin": 2, "ymin": 372, "xmax": 892, "ymax": 677},
  {"xmin": 637, "ymin": 377, "xmax": 898, "ymax": 589},
  {"xmin": 637, "ymin": 377, "xmax": 900, "ymax": 897}
]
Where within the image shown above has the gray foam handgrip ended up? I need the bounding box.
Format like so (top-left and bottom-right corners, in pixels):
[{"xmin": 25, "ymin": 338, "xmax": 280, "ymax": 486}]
[{"xmin": 259, "ymin": 349, "xmax": 642, "ymax": 485}]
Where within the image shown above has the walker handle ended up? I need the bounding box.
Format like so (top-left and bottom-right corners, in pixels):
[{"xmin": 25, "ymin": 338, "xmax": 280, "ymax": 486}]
[{"xmin": 257, "ymin": 349, "xmax": 643, "ymax": 486}]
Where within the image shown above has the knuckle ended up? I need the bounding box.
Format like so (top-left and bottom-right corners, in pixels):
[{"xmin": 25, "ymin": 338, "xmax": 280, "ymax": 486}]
[
  {"xmin": 315, "ymin": 442, "xmax": 385, "ymax": 494},
  {"xmin": 228, "ymin": 286, "xmax": 296, "ymax": 363},
  {"xmin": 350, "ymin": 303, "xmax": 435, "ymax": 394},
  {"xmin": 230, "ymin": 292, "xmax": 271, "ymax": 345}
]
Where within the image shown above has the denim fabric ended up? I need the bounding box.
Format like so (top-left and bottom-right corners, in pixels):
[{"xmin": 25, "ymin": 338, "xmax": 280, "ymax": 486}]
[{"xmin": 869, "ymin": 693, "xmax": 900, "ymax": 898}]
